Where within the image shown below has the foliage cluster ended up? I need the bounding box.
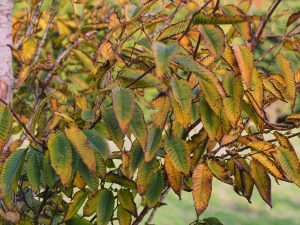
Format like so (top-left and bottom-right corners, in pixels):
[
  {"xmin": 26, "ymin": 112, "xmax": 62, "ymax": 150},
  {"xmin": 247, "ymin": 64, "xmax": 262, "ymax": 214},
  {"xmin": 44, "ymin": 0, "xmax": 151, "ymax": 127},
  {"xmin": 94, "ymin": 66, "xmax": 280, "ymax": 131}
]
[{"xmin": 1, "ymin": 0, "xmax": 300, "ymax": 224}]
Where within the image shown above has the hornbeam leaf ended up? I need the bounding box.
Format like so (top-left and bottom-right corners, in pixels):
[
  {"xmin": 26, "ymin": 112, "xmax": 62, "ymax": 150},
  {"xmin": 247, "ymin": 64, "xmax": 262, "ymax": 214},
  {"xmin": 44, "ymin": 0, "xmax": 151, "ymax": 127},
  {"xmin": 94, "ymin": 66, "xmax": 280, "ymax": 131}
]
[
  {"xmin": 286, "ymin": 10, "xmax": 300, "ymax": 27},
  {"xmin": 117, "ymin": 204, "xmax": 132, "ymax": 225},
  {"xmin": 223, "ymin": 73, "xmax": 243, "ymax": 126},
  {"xmin": 118, "ymin": 189, "xmax": 137, "ymax": 217},
  {"xmin": 26, "ymin": 150, "xmax": 41, "ymax": 192},
  {"xmin": 119, "ymin": 68, "xmax": 160, "ymax": 88},
  {"xmin": 172, "ymin": 54, "xmax": 226, "ymax": 97},
  {"xmin": 83, "ymin": 129, "xmax": 109, "ymax": 160},
  {"xmin": 73, "ymin": 49, "xmax": 99, "ymax": 75},
  {"xmin": 42, "ymin": 152, "xmax": 57, "ymax": 188},
  {"xmin": 165, "ymin": 154, "xmax": 182, "ymax": 196},
  {"xmin": 65, "ymin": 126, "xmax": 96, "ymax": 173},
  {"xmin": 192, "ymin": 163, "xmax": 213, "ymax": 216},
  {"xmin": 250, "ymin": 159, "xmax": 272, "ymax": 207},
  {"xmin": 16, "ymin": 65, "xmax": 30, "ymax": 88},
  {"xmin": 130, "ymin": 104, "xmax": 148, "ymax": 151},
  {"xmin": 129, "ymin": 141, "xmax": 144, "ymax": 178},
  {"xmin": 164, "ymin": 137, "xmax": 190, "ymax": 175},
  {"xmin": 83, "ymin": 191, "xmax": 101, "ymax": 217},
  {"xmin": 207, "ymin": 160, "xmax": 233, "ymax": 185},
  {"xmin": 223, "ymin": 5, "xmax": 252, "ymax": 41},
  {"xmin": 20, "ymin": 37, "xmax": 38, "ymax": 64},
  {"xmin": 112, "ymin": 87, "xmax": 135, "ymax": 133},
  {"xmin": 145, "ymin": 170, "xmax": 164, "ymax": 208},
  {"xmin": 103, "ymin": 107, "xmax": 124, "ymax": 149},
  {"xmin": 64, "ymin": 190, "xmax": 88, "ymax": 221},
  {"xmin": 286, "ymin": 113, "xmax": 300, "ymax": 122},
  {"xmin": 199, "ymin": 97, "xmax": 220, "ymax": 140},
  {"xmin": 66, "ymin": 216, "xmax": 93, "ymax": 225},
  {"xmin": 152, "ymin": 42, "xmax": 177, "ymax": 78},
  {"xmin": 233, "ymin": 44, "xmax": 253, "ymax": 88},
  {"xmin": 193, "ymin": 13, "xmax": 259, "ymax": 25},
  {"xmin": 97, "ymin": 189, "xmax": 115, "ymax": 225},
  {"xmin": 274, "ymin": 131, "xmax": 300, "ymax": 187},
  {"xmin": 199, "ymin": 25, "xmax": 225, "ymax": 58},
  {"xmin": 157, "ymin": 21, "xmax": 189, "ymax": 41},
  {"xmin": 77, "ymin": 159, "xmax": 99, "ymax": 192},
  {"xmin": 276, "ymin": 54, "xmax": 296, "ymax": 106},
  {"xmin": 151, "ymin": 94, "xmax": 170, "ymax": 129},
  {"xmin": 199, "ymin": 79, "xmax": 222, "ymax": 116},
  {"xmin": 170, "ymin": 93, "xmax": 191, "ymax": 128},
  {"xmin": 251, "ymin": 153, "xmax": 287, "ymax": 181},
  {"xmin": 250, "ymin": 69, "xmax": 264, "ymax": 109},
  {"xmin": 48, "ymin": 131, "xmax": 73, "ymax": 186},
  {"xmin": 145, "ymin": 126, "xmax": 162, "ymax": 162},
  {"xmin": 171, "ymin": 77, "xmax": 192, "ymax": 115},
  {"xmin": 0, "ymin": 149, "xmax": 27, "ymax": 196},
  {"xmin": 137, "ymin": 159, "xmax": 156, "ymax": 195},
  {"xmin": 0, "ymin": 105, "xmax": 13, "ymax": 149}
]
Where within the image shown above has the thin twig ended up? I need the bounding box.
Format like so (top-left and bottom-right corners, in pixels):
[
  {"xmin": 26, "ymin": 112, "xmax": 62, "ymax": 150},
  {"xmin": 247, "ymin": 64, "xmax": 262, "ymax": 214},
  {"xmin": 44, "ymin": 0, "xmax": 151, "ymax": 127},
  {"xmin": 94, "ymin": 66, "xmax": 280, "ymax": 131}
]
[
  {"xmin": 32, "ymin": 12, "xmax": 55, "ymax": 65},
  {"xmin": 16, "ymin": 1, "xmax": 44, "ymax": 49},
  {"xmin": 132, "ymin": 206, "xmax": 150, "ymax": 225},
  {"xmin": 178, "ymin": 0, "xmax": 213, "ymax": 41},
  {"xmin": 146, "ymin": 186, "xmax": 171, "ymax": 225},
  {"xmin": 251, "ymin": 0, "xmax": 282, "ymax": 50},
  {"xmin": 0, "ymin": 98, "xmax": 44, "ymax": 146},
  {"xmin": 125, "ymin": 65, "xmax": 155, "ymax": 88}
]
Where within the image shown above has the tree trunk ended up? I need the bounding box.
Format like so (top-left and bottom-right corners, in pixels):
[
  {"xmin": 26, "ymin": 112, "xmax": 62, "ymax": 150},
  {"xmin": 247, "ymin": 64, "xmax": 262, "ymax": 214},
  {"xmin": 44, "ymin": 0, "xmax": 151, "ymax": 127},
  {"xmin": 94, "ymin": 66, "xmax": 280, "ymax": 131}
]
[{"xmin": 0, "ymin": 0, "xmax": 14, "ymax": 103}]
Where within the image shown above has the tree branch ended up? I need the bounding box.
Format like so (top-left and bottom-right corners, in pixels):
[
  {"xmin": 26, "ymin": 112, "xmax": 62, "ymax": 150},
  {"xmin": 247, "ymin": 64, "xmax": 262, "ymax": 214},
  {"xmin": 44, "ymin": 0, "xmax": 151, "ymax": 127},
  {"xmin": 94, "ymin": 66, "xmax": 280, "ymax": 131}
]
[{"xmin": 251, "ymin": 0, "xmax": 282, "ymax": 50}]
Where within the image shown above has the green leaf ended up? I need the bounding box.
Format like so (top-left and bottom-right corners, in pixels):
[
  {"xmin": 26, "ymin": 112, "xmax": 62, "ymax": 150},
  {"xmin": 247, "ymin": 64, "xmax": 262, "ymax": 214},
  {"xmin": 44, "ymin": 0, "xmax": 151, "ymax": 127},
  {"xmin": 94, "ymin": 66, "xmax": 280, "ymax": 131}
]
[
  {"xmin": 172, "ymin": 54, "xmax": 226, "ymax": 97},
  {"xmin": 117, "ymin": 204, "xmax": 132, "ymax": 225},
  {"xmin": 130, "ymin": 104, "xmax": 148, "ymax": 151},
  {"xmin": 157, "ymin": 21, "xmax": 189, "ymax": 41},
  {"xmin": 223, "ymin": 73, "xmax": 243, "ymax": 127},
  {"xmin": 95, "ymin": 151, "xmax": 106, "ymax": 179},
  {"xmin": 152, "ymin": 42, "xmax": 178, "ymax": 78},
  {"xmin": 193, "ymin": 13, "xmax": 259, "ymax": 25},
  {"xmin": 118, "ymin": 189, "xmax": 137, "ymax": 217},
  {"xmin": 66, "ymin": 216, "xmax": 93, "ymax": 225},
  {"xmin": 97, "ymin": 189, "xmax": 115, "ymax": 225},
  {"xmin": 250, "ymin": 159, "xmax": 272, "ymax": 207},
  {"xmin": 164, "ymin": 137, "xmax": 190, "ymax": 175},
  {"xmin": 129, "ymin": 141, "xmax": 144, "ymax": 178},
  {"xmin": 274, "ymin": 131, "xmax": 300, "ymax": 187},
  {"xmin": 83, "ymin": 129, "xmax": 109, "ymax": 160},
  {"xmin": 77, "ymin": 159, "xmax": 99, "ymax": 192},
  {"xmin": 64, "ymin": 190, "xmax": 88, "ymax": 221},
  {"xmin": 103, "ymin": 107, "xmax": 124, "ymax": 149},
  {"xmin": 145, "ymin": 170, "xmax": 164, "ymax": 208},
  {"xmin": 199, "ymin": 97, "xmax": 220, "ymax": 140},
  {"xmin": 119, "ymin": 68, "xmax": 160, "ymax": 88},
  {"xmin": 0, "ymin": 105, "xmax": 13, "ymax": 147},
  {"xmin": 65, "ymin": 126, "xmax": 96, "ymax": 174},
  {"xmin": 42, "ymin": 152, "xmax": 57, "ymax": 188},
  {"xmin": 137, "ymin": 159, "xmax": 156, "ymax": 195},
  {"xmin": 0, "ymin": 149, "xmax": 27, "ymax": 196},
  {"xmin": 204, "ymin": 217, "xmax": 224, "ymax": 225},
  {"xmin": 112, "ymin": 87, "xmax": 135, "ymax": 133},
  {"xmin": 73, "ymin": 49, "xmax": 99, "ymax": 75},
  {"xmin": 83, "ymin": 190, "xmax": 101, "ymax": 217},
  {"xmin": 171, "ymin": 78, "xmax": 192, "ymax": 117},
  {"xmin": 26, "ymin": 150, "xmax": 41, "ymax": 192},
  {"xmin": 199, "ymin": 25, "xmax": 225, "ymax": 58},
  {"xmin": 48, "ymin": 131, "xmax": 73, "ymax": 186},
  {"xmin": 145, "ymin": 126, "xmax": 162, "ymax": 162}
]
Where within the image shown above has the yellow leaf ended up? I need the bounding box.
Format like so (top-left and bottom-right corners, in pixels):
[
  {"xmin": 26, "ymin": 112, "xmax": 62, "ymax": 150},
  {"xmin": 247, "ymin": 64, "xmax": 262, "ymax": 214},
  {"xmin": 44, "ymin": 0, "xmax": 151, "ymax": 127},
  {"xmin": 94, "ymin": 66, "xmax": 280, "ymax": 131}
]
[
  {"xmin": 20, "ymin": 37, "xmax": 38, "ymax": 64},
  {"xmin": 276, "ymin": 54, "xmax": 296, "ymax": 106},
  {"xmin": 192, "ymin": 163, "xmax": 213, "ymax": 216},
  {"xmin": 65, "ymin": 126, "xmax": 96, "ymax": 173},
  {"xmin": 233, "ymin": 44, "xmax": 253, "ymax": 88},
  {"xmin": 165, "ymin": 154, "xmax": 182, "ymax": 197},
  {"xmin": 16, "ymin": 66, "xmax": 30, "ymax": 88},
  {"xmin": 250, "ymin": 159, "xmax": 272, "ymax": 207}
]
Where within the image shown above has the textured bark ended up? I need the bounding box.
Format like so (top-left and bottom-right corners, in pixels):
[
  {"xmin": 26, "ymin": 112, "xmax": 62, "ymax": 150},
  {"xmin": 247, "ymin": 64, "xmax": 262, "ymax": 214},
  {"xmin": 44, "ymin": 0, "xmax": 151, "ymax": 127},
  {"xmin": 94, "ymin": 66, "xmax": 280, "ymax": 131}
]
[{"xmin": 0, "ymin": 0, "xmax": 14, "ymax": 103}]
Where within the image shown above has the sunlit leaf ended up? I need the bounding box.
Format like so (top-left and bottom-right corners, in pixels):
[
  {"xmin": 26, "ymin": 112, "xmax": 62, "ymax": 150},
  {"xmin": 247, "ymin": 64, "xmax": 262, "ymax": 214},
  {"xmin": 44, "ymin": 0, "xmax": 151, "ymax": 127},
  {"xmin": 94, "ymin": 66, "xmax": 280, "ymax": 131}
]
[{"xmin": 192, "ymin": 163, "xmax": 213, "ymax": 216}]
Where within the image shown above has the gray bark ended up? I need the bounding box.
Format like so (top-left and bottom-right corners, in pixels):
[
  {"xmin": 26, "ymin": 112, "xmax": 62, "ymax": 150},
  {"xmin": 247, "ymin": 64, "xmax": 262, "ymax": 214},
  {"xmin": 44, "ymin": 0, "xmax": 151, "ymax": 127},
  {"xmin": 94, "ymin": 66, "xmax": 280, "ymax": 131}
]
[{"xmin": 0, "ymin": 0, "xmax": 14, "ymax": 103}]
